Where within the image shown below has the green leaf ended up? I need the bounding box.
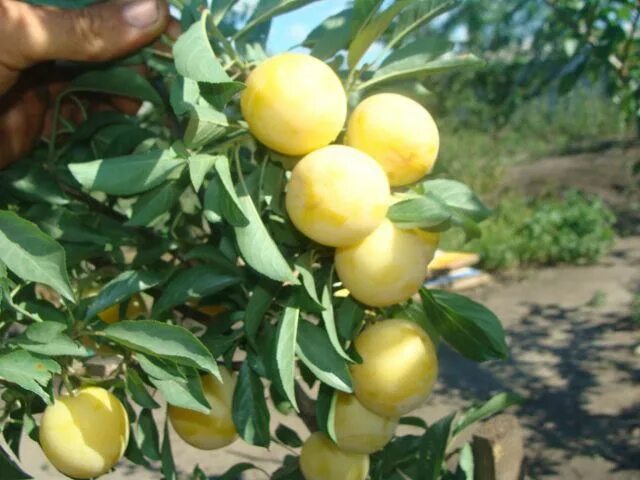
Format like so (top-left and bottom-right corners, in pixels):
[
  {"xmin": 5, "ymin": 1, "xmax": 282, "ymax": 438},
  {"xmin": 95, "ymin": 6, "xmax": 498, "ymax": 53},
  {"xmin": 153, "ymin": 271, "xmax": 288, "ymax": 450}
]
[
  {"xmin": 244, "ymin": 284, "xmax": 275, "ymax": 347},
  {"xmin": 336, "ymin": 297, "xmax": 365, "ymax": 342},
  {"xmin": 348, "ymin": 0, "xmax": 414, "ymax": 69},
  {"xmin": 219, "ymin": 463, "xmax": 257, "ymax": 480},
  {"xmin": 315, "ymin": 383, "xmax": 338, "ymax": 443},
  {"xmin": 188, "ymin": 154, "xmax": 218, "ymax": 192},
  {"xmin": 152, "ymin": 265, "xmax": 241, "ymax": 316},
  {"xmin": 199, "ymin": 81, "xmax": 246, "ymax": 110},
  {"xmin": 274, "ymin": 307, "xmax": 300, "ymax": 412},
  {"xmin": 420, "ymin": 289, "xmax": 508, "ymax": 361},
  {"xmin": 275, "ymin": 424, "xmax": 303, "ymax": 448},
  {"xmin": 388, "ymin": 195, "xmax": 451, "ymax": 229},
  {"xmin": 457, "ymin": 443, "xmax": 474, "ymax": 480},
  {"xmin": 87, "ymin": 270, "xmax": 166, "ymax": 319},
  {"xmin": 137, "ymin": 355, "xmax": 211, "ymax": 414},
  {"xmin": 422, "ymin": 179, "xmax": 492, "ymax": 223},
  {"xmin": 362, "ymin": 53, "xmax": 484, "ymax": 90},
  {"xmin": 232, "ymin": 363, "xmax": 270, "ymax": 447},
  {"xmin": 184, "ymin": 103, "xmax": 229, "ymax": 148},
  {"xmin": 393, "ymin": 301, "xmax": 440, "ymax": 346},
  {"xmin": 0, "ymin": 350, "xmax": 59, "ymax": 404},
  {"xmin": 454, "ymin": 392, "xmax": 523, "ymax": 435},
  {"xmin": 104, "ymin": 320, "xmax": 219, "ymax": 377},
  {"xmin": 418, "ymin": 413, "xmax": 454, "ymax": 480},
  {"xmin": 65, "ymin": 67, "xmax": 162, "ymax": 106},
  {"xmin": 380, "ymin": 36, "xmax": 451, "ymax": 70},
  {"xmin": 0, "ymin": 211, "xmax": 74, "ymax": 302},
  {"xmin": 320, "ymin": 277, "xmax": 352, "ymax": 361},
  {"xmin": 399, "ymin": 416, "xmax": 428, "ymax": 429},
  {"xmin": 124, "ymin": 425, "xmax": 150, "ymax": 468},
  {"xmin": 170, "ymin": 77, "xmax": 200, "ymax": 117},
  {"xmin": 304, "ymin": 8, "xmax": 353, "ymax": 59},
  {"xmin": 126, "ymin": 182, "xmax": 183, "ymax": 227},
  {"xmin": 214, "ymin": 156, "xmax": 249, "ymax": 227},
  {"xmin": 1, "ymin": 162, "xmax": 68, "ymax": 205},
  {"xmin": 183, "ymin": 245, "xmax": 240, "ymax": 275},
  {"xmin": 235, "ymin": 189, "xmax": 298, "ymax": 284},
  {"xmin": 68, "ymin": 149, "xmax": 185, "ymax": 196},
  {"xmin": 13, "ymin": 322, "xmax": 90, "ymax": 357},
  {"xmin": 296, "ymin": 321, "xmax": 353, "ymax": 392},
  {"xmin": 137, "ymin": 408, "xmax": 161, "ymax": 461},
  {"xmin": 160, "ymin": 420, "xmax": 178, "ymax": 480},
  {"xmin": 173, "ymin": 11, "xmax": 231, "ymax": 83},
  {"xmin": 125, "ymin": 369, "xmax": 160, "ymax": 409},
  {"xmin": 0, "ymin": 444, "xmax": 32, "ymax": 480}
]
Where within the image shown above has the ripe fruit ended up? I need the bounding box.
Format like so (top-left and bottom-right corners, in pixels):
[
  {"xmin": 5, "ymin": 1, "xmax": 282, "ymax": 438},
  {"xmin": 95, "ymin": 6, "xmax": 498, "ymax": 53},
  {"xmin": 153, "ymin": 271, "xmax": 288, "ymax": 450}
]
[
  {"xmin": 286, "ymin": 145, "xmax": 390, "ymax": 247},
  {"xmin": 40, "ymin": 387, "xmax": 129, "ymax": 479},
  {"xmin": 334, "ymin": 392, "xmax": 398, "ymax": 454},
  {"xmin": 350, "ymin": 319, "xmax": 438, "ymax": 417},
  {"xmin": 335, "ymin": 219, "xmax": 436, "ymax": 307},
  {"xmin": 241, "ymin": 53, "xmax": 347, "ymax": 155},
  {"xmin": 168, "ymin": 367, "xmax": 238, "ymax": 450},
  {"xmin": 97, "ymin": 294, "xmax": 146, "ymax": 324},
  {"xmin": 346, "ymin": 93, "xmax": 439, "ymax": 186},
  {"xmin": 300, "ymin": 432, "xmax": 369, "ymax": 480}
]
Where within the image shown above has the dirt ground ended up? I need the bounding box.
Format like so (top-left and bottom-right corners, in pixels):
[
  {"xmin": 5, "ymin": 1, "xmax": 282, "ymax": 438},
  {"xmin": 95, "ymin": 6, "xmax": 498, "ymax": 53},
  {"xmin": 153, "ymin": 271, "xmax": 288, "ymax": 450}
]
[{"xmin": 16, "ymin": 148, "xmax": 640, "ymax": 479}]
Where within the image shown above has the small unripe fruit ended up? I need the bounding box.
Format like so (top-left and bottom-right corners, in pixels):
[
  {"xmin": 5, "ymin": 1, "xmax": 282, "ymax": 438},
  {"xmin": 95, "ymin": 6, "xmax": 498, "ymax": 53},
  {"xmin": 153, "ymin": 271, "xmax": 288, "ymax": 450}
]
[
  {"xmin": 168, "ymin": 367, "xmax": 238, "ymax": 450},
  {"xmin": 334, "ymin": 392, "xmax": 397, "ymax": 454},
  {"xmin": 241, "ymin": 53, "xmax": 347, "ymax": 155},
  {"xmin": 350, "ymin": 319, "xmax": 438, "ymax": 417},
  {"xmin": 335, "ymin": 219, "xmax": 436, "ymax": 307},
  {"xmin": 346, "ymin": 93, "xmax": 439, "ymax": 186},
  {"xmin": 40, "ymin": 387, "xmax": 129, "ymax": 479},
  {"xmin": 300, "ymin": 432, "xmax": 369, "ymax": 480},
  {"xmin": 286, "ymin": 145, "xmax": 390, "ymax": 247}
]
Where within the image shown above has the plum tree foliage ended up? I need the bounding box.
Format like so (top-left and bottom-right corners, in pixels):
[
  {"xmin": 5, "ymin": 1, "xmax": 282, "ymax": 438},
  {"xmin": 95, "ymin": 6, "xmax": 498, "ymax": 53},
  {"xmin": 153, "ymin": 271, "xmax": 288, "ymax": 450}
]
[{"xmin": 0, "ymin": 1, "xmax": 520, "ymax": 479}]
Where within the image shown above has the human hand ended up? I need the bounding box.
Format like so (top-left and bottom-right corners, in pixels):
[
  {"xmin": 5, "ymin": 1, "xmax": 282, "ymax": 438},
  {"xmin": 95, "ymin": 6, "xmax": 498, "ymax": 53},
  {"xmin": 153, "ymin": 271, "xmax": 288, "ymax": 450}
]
[{"xmin": 0, "ymin": 0, "xmax": 170, "ymax": 168}]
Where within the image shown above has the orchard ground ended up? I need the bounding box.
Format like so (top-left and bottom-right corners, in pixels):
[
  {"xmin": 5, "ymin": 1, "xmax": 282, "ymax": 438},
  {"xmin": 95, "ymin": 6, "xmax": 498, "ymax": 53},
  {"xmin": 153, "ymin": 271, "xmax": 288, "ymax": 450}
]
[{"xmin": 17, "ymin": 147, "xmax": 640, "ymax": 479}]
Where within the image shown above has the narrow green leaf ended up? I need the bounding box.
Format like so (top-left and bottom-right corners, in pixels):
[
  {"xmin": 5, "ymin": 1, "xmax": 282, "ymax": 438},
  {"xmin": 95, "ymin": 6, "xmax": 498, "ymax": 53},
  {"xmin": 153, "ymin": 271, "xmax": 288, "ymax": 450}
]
[
  {"xmin": 235, "ymin": 0, "xmax": 320, "ymax": 39},
  {"xmin": 454, "ymin": 392, "xmax": 523, "ymax": 435},
  {"xmin": 232, "ymin": 363, "xmax": 270, "ymax": 447},
  {"xmin": 316, "ymin": 383, "xmax": 338, "ymax": 443},
  {"xmin": 235, "ymin": 190, "xmax": 298, "ymax": 284},
  {"xmin": 422, "ymin": 288, "xmax": 509, "ymax": 361},
  {"xmin": 422, "ymin": 179, "xmax": 492, "ymax": 223},
  {"xmin": 275, "ymin": 424, "xmax": 303, "ymax": 448},
  {"xmin": 418, "ymin": 413, "xmax": 454, "ymax": 480},
  {"xmin": 184, "ymin": 103, "xmax": 229, "ymax": 148},
  {"xmin": 173, "ymin": 11, "xmax": 231, "ymax": 83},
  {"xmin": 275, "ymin": 307, "xmax": 300, "ymax": 411},
  {"xmin": 127, "ymin": 182, "xmax": 183, "ymax": 227},
  {"xmin": 68, "ymin": 149, "xmax": 185, "ymax": 196},
  {"xmin": 13, "ymin": 322, "xmax": 90, "ymax": 357},
  {"xmin": 458, "ymin": 443, "xmax": 474, "ymax": 479},
  {"xmin": 362, "ymin": 53, "xmax": 485, "ymax": 90},
  {"xmin": 214, "ymin": 156, "xmax": 249, "ymax": 227},
  {"xmin": 348, "ymin": 0, "xmax": 414, "ymax": 69},
  {"xmin": 387, "ymin": 195, "xmax": 452, "ymax": 229},
  {"xmin": 0, "ymin": 445, "xmax": 32, "ymax": 480},
  {"xmin": 66, "ymin": 67, "xmax": 162, "ymax": 105},
  {"xmin": 296, "ymin": 321, "xmax": 353, "ymax": 392},
  {"xmin": 87, "ymin": 269, "xmax": 166, "ymax": 319},
  {"xmin": 336, "ymin": 297, "xmax": 365, "ymax": 342},
  {"xmin": 0, "ymin": 211, "xmax": 74, "ymax": 302},
  {"xmin": 219, "ymin": 463, "xmax": 257, "ymax": 480},
  {"xmin": 244, "ymin": 284, "xmax": 275, "ymax": 347},
  {"xmin": 160, "ymin": 420, "xmax": 178, "ymax": 480},
  {"xmin": 152, "ymin": 265, "xmax": 241, "ymax": 316},
  {"xmin": 320, "ymin": 277, "xmax": 352, "ymax": 361},
  {"xmin": 125, "ymin": 369, "xmax": 160, "ymax": 409},
  {"xmin": 188, "ymin": 154, "xmax": 218, "ymax": 192},
  {"xmin": 104, "ymin": 320, "xmax": 219, "ymax": 377},
  {"xmin": 304, "ymin": 8, "xmax": 353, "ymax": 59},
  {"xmin": 0, "ymin": 350, "xmax": 60, "ymax": 404},
  {"xmin": 137, "ymin": 408, "xmax": 161, "ymax": 461}
]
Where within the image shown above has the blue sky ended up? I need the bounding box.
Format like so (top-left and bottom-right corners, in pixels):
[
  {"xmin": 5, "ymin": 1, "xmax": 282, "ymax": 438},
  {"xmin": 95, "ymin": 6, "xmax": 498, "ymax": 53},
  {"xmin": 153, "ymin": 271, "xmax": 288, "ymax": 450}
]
[{"xmin": 266, "ymin": 1, "xmax": 349, "ymax": 53}]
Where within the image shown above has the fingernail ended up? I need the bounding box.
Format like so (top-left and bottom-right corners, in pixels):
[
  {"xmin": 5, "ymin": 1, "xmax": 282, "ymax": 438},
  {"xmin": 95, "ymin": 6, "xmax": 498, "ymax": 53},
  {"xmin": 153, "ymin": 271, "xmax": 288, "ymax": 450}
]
[{"xmin": 122, "ymin": 0, "xmax": 159, "ymax": 29}]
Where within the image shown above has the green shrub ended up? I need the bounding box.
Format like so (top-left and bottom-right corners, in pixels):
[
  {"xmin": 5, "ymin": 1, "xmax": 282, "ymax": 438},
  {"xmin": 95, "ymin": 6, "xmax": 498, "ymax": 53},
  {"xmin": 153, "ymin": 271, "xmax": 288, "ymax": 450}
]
[{"xmin": 442, "ymin": 191, "xmax": 616, "ymax": 270}]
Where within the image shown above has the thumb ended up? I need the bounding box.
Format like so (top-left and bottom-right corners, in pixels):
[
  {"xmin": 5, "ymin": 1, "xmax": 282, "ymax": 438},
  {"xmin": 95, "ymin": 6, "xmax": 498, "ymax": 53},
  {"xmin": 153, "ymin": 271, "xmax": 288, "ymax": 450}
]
[{"xmin": 4, "ymin": 0, "xmax": 169, "ymax": 68}]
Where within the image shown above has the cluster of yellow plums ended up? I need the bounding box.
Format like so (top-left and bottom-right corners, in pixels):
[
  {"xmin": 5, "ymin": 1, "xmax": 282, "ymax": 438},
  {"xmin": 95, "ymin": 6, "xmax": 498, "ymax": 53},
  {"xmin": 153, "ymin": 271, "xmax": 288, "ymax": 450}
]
[
  {"xmin": 37, "ymin": 52, "xmax": 441, "ymax": 480},
  {"xmin": 242, "ymin": 53, "xmax": 441, "ymax": 480}
]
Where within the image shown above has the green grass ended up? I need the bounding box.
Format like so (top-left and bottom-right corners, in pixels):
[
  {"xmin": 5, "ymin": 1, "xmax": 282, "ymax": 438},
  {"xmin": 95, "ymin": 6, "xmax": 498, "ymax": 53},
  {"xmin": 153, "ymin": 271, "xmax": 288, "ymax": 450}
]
[
  {"xmin": 441, "ymin": 191, "xmax": 616, "ymax": 270},
  {"xmin": 433, "ymin": 86, "xmax": 629, "ymax": 199}
]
